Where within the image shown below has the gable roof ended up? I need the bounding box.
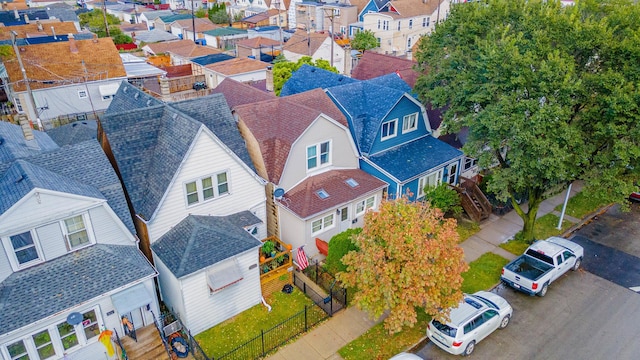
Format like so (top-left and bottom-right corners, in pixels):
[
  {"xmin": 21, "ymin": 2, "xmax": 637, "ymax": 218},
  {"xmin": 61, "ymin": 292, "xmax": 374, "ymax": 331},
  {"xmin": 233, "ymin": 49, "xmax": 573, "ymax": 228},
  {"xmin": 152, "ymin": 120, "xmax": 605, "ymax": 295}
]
[
  {"xmin": 351, "ymin": 51, "xmax": 419, "ymax": 87},
  {"xmin": 326, "ymin": 80, "xmax": 406, "ymax": 154},
  {"xmin": 191, "ymin": 53, "xmax": 235, "ymax": 66},
  {"xmin": 204, "ymin": 57, "xmax": 271, "ymax": 75},
  {"xmin": 0, "ymin": 37, "xmax": 126, "ymax": 92},
  {"xmin": 386, "ymin": 0, "xmax": 445, "ymax": 18},
  {"xmin": 151, "ymin": 212, "xmax": 261, "ymax": 278},
  {"xmin": 46, "ymin": 120, "xmax": 97, "ymax": 147},
  {"xmin": 202, "ymin": 27, "xmax": 247, "ymax": 37},
  {"xmin": 282, "ymin": 29, "xmax": 329, "ymax": 57},
  {"xmin": 172, "ymin": 17, "xmax": 218, "ymax": 32},
  {"xmin": 102, "ymin": 83, "xmax": 257, "ymax": 221},
  {"xmin": 279, "ymin": 169, "xmax": 386, "ymax": 219},
  {"xmin": 236, "ymin": 36, "xmax": 280, "ymax": 49},
  {"xmin": 133, "ymin": 28, "xmax": 180, "ymax": 43},
  {"xmin": 0, "ymin": 21, "xmax": 78, "ymax": 40},
  {"xmin": 0, "ymin": 121, "xmax": 59, "ymax": 163},
  {"xmin": 140, "ymin": 9, "xmax": 174, "ymax": 20},
  {"xmin": 241, "ymin": 9, "xmax": 279, "ymax": 23},
  {"xmin": 142, "ymin": 39, "xmax": 221, "ymax": 57},
  {"xmin": 0, "ymin": 244, "xmax": 156, "ymax": 336},
  {"xmin": 233, "ymin": 89, "xmax": 347, "ymax": 184},
  {"xmin": 210, "ymin": 78, "xmax": 274, "ymax": 109},
  {"xmin": 280, "ymin": 64, "xmax": 356, "ymax": 96},
  {"xmin": 365, "ymin": 73, "xmax": 413, "ymax": 93},
  {"xmin": 157, "ymin": 13, "xmax": 192, "ymax": 23},
  {"xmin": 367, "ymin": 135, "xmax": 464, "ymax": 182}
]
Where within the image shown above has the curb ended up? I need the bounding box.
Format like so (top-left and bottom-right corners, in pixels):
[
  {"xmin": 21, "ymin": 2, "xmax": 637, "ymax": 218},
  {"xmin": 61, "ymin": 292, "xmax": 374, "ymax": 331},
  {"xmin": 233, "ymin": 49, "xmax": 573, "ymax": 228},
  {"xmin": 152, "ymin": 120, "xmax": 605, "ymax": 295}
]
[{"xmin": 562, "ymin": 204, "xmax": 614, "ymax": 238}]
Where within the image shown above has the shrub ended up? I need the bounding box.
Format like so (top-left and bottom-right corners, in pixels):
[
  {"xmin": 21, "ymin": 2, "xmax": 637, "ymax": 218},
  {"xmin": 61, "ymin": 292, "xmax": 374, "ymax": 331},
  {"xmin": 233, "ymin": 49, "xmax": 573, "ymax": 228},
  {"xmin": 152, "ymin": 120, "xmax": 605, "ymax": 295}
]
[
  {"xmin": 423, "ymin": 183, "xmax": 462, "ymax": 216},
  {"xmin": 324, "ymin": 228, "xmax": 361, "ymax": 274}
]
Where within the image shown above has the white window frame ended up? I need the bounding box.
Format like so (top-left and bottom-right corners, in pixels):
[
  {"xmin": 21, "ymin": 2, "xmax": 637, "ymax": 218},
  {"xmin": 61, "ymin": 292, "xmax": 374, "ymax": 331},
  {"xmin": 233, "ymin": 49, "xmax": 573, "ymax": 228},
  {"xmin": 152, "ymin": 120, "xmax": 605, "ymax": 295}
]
[
  {"xmin": 423, "ymin": 17, "xmax": 430, "ymax": 27},
  {"xmin": 333, "ymin": 8, "xmax": 340, "ymax": 16},
  {"xmin": 381, "ymin": 119, "xmax": 398, "ymax": 140},
  {"xmin": 2, "ymin": 229, "xmax": 44, "ymax": 271},
  {"xmin": 13, "ymin": 97, "xmax": 23, "ymax": 113},
  {"xmin": 397, "ymin": 21, "xmax": 401, "ymax": 30},
  {"xmin": 311, "ymin": 213, "xmax": 335, "ymax": 235},
  {"xmin": 78, "ymin": 90, "xmax": 88, "ymax": 99},
  {"xmin": 409, "ymin": 19, "xmax": 413, "ymax": 29},
  {"xmin": 62, "ymin": 214, "xmax": 93, "ymax": 252},
  {"xmin": 402, "ymin": 112, "xmax": 418, "ymax": 133},
  {"xmin": 417, "ymin": 169, "xmax": 443, "ymax": 198},
  {"xmin": 306, "ymin": 141, "xmax": 331, "ymax": 171},
  {"xmin": 184, "ymin": 171, "xmax": 230, "ymax": 206},
  {"xmin": 463, "ymin": 157, "xmax": 478, "ymax": 171},
  {"xmin": 101, "ymin": 94, "xmax": 114, "ymax": 101},
  {"xmin": 355, "ymin": 195, "xmax": 376, "ymax": 216}
]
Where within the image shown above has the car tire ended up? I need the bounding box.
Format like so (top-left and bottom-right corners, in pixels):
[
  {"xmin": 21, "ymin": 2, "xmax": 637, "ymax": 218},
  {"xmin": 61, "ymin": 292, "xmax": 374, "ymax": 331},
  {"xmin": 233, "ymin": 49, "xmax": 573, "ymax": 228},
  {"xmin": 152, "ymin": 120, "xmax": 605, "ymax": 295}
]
[
  {"xmin": 499, "ymin": 315, "xmax": 511, "ymax": 329},
  {"xmin": 538, "ymin": 283, "xmax": 549, "ymax": 297},
  {"xmin": 463, "ymin": 341, "xmax": 475, "ymax": 356},
  {"xmin": 572, "ymin": 257, "xmax": 582, "ymax": 271}
]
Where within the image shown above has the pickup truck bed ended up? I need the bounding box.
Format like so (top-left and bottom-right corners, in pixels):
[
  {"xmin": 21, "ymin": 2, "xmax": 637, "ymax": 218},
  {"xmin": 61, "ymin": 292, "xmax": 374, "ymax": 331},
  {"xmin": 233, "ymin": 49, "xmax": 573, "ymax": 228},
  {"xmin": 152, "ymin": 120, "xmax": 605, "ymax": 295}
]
[{"xmin": 505, "ymin": 256, "xmax": 553, "ymax": 281}]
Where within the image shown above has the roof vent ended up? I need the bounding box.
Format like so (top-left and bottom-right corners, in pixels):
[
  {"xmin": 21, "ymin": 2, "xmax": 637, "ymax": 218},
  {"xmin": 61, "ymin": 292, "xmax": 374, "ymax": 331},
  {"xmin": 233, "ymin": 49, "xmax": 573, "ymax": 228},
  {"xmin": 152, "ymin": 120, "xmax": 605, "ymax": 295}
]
[{"xmin": 134, "ymin": 92, "xmax": 139, "ymax": 99}]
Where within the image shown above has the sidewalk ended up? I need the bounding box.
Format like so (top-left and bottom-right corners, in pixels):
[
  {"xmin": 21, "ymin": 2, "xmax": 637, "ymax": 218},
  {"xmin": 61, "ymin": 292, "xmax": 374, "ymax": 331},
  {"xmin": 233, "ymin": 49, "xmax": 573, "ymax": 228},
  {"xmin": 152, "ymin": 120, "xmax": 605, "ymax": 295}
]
[{"xmin": 266, "ymin": 181, "xmax": 584, "ymax": 360}]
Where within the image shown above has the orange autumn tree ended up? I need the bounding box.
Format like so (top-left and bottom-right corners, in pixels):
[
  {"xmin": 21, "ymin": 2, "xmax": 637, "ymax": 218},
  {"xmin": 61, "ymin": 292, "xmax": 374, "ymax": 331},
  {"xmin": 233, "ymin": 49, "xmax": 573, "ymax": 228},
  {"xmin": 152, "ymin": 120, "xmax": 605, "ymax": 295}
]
[{"xmin": 337, "ymin": 197, "xmax": 468, "ymax": 333}]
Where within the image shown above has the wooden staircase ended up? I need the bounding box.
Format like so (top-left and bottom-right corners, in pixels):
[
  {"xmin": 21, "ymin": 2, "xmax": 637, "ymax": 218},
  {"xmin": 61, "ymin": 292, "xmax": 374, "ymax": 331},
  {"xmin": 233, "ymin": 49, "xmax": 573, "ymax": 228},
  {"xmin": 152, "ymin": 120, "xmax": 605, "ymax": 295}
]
[
  {"xmin": 451, "ymin": 177, "xmax": 492, "ymax": 222},
  {"xmin": 120, "ymin": 325, "xmax": 170, "ymax": 360}
]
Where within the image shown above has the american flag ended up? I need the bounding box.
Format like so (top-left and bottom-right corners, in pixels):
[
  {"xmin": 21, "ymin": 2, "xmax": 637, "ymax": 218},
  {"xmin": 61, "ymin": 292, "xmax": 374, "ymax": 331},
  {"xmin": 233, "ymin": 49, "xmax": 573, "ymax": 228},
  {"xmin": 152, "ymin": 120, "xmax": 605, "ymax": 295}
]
[{"xmin": 296, "ymin": 246, "xmax": 309, "ymax": 270}]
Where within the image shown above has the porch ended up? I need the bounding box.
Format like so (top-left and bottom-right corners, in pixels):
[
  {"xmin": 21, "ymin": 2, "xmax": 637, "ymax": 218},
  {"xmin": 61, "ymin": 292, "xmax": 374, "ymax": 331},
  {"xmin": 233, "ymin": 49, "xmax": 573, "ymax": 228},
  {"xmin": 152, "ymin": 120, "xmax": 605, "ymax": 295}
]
[
  {"xmin": 118, "ymin": 323, "xmax": 197, "ymax": 360},
  {"xmin": 259, "ymin": 236, "xmax": 294, "ymax": 298}
]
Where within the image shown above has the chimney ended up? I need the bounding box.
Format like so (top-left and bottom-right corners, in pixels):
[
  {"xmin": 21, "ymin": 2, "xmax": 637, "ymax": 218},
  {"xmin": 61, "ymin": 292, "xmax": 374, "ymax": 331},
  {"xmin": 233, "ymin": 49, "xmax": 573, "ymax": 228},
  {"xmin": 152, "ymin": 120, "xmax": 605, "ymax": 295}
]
[
  {"xmin": 36, "ymin": 20, "xmax": 43, "ymax": 32},
  {"xmin": 23, "ymin": 13, "xmax": 29, "ymax": 23},
  {"xmin": 51, "ymin": 26, "xmax": 56, "ymax": 39},
  {"xmin": 265, "ymin": 66, "xmax": 274, "ymax": 92},
  {"xmin": 17, "ymin": 114, "xmax": 35, "ymax": 144},
  {"xmin": 160, "ymin": 77, "xmax": 170, "ymax": 97},
  {"xmin": 68, "ymin": 33, "xmax": 78, "ymax": 53},
  {"xmin": 2, "ymin": 2, "xmax": 7, "ymax": 10},
  {"xmin": 13, "ymin": 8, "xmax": 18, "ymax": 19}
]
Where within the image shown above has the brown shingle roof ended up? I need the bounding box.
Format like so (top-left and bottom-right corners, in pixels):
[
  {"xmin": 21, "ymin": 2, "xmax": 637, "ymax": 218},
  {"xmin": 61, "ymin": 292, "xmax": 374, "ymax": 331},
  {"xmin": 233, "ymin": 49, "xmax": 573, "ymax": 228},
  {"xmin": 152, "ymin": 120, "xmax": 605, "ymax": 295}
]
[
  {"xmin": 234, "ymin": 89, "xmax": 347, "ymax": 183},
  {"xmin": 281, "ymin": 169, "xmax": 387, "ymax": 219},
  {"xmin": 204, "ymin": 58, "xmax": 271, "ymax": 75},
  {"xmin": 172, "ymin": 18, "xmax": 218, "ymax": 32},
  {"xmin": 348, "ymin": 0, "xmax": 369, "ymax": 14},
  {"xmin": 236, "ymin": 36, "xmax": 280, "ymax": 49},
  {"xmin": 242, "ymin": 9, "xmax": 280, "ymax": 24},
  {"xmin": 389, "ymin": 0, "xmax": 445, "ymax": 18},
  {"xmin": 1, "ymin": 37, "xmax": 126, "ymax": 92},
  {"xmin": 144, "ymin": 39, "xmax": 221, "ymax": 57},
  {"xmin": 351, "ymin": 51, "xmax": 419, "ymax": 87},
  {"xmin": 0, "ymin": 22, "xmax": 78, "ymax": 40},
  {"xmin": 283, "ymin": 29, "xmax": 328, "ymax": 56},
  {"xmin": 210, "ymin": 78, "xmax": 274, "ymax": 109}
]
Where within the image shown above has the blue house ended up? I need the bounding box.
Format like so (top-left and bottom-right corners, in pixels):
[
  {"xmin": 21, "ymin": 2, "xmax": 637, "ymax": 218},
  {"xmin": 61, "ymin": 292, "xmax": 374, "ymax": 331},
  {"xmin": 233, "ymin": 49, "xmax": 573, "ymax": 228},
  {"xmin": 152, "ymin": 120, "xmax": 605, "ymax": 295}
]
[{"xmin": 282, "ymin": 65, "xmax": 464, "ymax": 201}]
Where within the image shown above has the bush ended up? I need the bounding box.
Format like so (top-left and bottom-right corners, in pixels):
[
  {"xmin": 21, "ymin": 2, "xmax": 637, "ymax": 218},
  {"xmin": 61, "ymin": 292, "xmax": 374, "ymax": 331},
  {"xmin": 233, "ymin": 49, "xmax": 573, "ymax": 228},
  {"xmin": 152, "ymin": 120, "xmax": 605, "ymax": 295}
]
[
  {"xmin": 423, "ymin": 183, "xmax": 462, "ymax": 216},
  {"xmin": 324, "ymin": 228, "xmax": 361, "ymax": 274}
]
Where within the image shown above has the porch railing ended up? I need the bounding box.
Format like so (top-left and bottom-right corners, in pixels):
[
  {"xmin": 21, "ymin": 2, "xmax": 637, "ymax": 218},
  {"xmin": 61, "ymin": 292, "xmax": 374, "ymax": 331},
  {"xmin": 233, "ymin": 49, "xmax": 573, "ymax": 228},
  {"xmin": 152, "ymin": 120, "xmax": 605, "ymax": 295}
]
[
  {"xmin": 113, "ymin": 329, "xmax": 128, "ymax": 360},
  {"xmin": 150, "ymin": 310, "xmax": 173, "ymax": 360}
]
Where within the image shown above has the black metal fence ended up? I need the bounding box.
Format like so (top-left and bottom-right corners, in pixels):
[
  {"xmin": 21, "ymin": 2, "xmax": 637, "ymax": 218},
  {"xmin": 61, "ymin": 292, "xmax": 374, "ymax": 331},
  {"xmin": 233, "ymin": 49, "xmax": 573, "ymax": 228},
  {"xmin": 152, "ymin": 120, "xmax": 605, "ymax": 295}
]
[
  {"xmin": 216, "ymin": 305, "xmax": 327, "ymax": 360},
  {"xmin": 298, "ymin": 260, "xmax": 349, "ymax": 313}
]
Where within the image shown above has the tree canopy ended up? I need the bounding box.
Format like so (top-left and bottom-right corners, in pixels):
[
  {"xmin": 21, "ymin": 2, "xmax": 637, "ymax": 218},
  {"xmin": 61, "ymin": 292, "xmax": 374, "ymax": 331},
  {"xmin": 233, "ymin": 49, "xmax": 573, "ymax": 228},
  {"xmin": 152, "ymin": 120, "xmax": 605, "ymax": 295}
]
[
  {"xmin": 273, "ymin": 56, "xmax": 338, "ymax": 95},
  {"xmin": 415, "ymin": 0, "xmax": 640, "ymax": 241},
  {"xmin": 351, "ymin": 29, "xmax": 378, "ymax": 52},
  {"xmin": 336, "ymin": 198, "xmax": 467, "ymax": 334},
  {"xmin": 78, "ymin": 9, "xmax": 121, "ymax": 37}
]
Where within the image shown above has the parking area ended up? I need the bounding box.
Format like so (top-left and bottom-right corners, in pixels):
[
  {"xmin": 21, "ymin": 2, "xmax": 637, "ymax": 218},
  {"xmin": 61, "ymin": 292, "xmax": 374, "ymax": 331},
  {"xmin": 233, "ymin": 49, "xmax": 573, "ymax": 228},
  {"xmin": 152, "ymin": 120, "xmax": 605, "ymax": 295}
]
[{"xmin": 416, "ymin": 203, "xmax": 640, "ymax": 359}]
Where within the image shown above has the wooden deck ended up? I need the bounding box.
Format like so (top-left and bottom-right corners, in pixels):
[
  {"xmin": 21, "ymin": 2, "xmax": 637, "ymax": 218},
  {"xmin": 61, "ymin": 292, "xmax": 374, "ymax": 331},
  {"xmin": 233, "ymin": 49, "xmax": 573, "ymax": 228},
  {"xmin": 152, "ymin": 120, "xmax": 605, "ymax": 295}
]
[{"xmin": 120, "ymin": 325, "xmax": 197, "ymax": 360}]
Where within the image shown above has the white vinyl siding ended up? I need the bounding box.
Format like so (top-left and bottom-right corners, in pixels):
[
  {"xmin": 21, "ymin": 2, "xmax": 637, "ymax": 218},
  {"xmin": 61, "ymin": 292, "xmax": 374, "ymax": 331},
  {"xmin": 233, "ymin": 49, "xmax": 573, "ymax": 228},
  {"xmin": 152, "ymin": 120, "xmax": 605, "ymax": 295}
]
[
  {"xmin": 154, "ymin": 256, "xmax": 188, "ymax": 322},
  {"xmin": 86, "ymin": 206, "xmax": 136, "ymax": 246}
]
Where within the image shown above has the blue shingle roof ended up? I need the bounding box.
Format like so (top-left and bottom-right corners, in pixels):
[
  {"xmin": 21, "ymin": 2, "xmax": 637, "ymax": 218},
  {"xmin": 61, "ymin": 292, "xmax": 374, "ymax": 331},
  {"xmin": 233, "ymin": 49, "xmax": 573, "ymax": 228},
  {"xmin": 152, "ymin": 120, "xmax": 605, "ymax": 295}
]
[
  {"xmin": 191, "ymin": 53, "xmax": 235, "ymax": 66},
  {"xmin": 280, "ymin": 64, "xmax": 356, "ymax": 96},
  {"xmin": 0, "ymin": 121, "xmax": 59, "ymax": 163},
  {"xmin": 0, "ymin": 160, "xmax": 105, "ymax": 214},
  {"xmin": 0, "ymin": 244, "xmax": 156, "ymax": 336},
  {"xmin": 364, "ymin": 73, "xmax": 413, "ymax": 94},
  {"xmin": 367, "ymin": 136, "xmax": 464, "ymax": 182},
  {"xmin": 152, "ymin": 212, "xmax": 262, "ymax": 278}
]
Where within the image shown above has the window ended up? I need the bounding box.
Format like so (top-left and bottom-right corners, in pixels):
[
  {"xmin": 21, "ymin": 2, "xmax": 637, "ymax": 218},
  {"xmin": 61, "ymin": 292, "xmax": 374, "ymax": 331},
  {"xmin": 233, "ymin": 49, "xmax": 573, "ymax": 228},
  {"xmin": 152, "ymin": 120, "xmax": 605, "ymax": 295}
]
[
  {"xmin": 482, "ymin": 309, "xmax": 499, "ymax": 322},
  {"xmin": 333, "ymin": 8, "xmax": 340, "ymax": 16},
  {"xmin": 32, "ymin": 330, "xmax": 55, "ymax": 360},
  {"xmin": 383, "ymin": 20, "xmax": 389, "ymax": 30},
  {"xmin": 78, "ymin": 90, "xmax": 88, "ymax": 99},
  {"xmin": 409, "ymin": 19, "xmax": 413, "ymax": 29},
  {"xmin": 417, "ymin": 170, "xmax": 442, "ymax": 197},
  {"xmin": 407, "ymin": 37, "xmax": 412, "ymax": 49},
  {"xmin": 7, "ymin": 340, "xmax": 28, "ymax": 360},
  {"xmin": 345, "ymin": 178, "xmax": 359, "ymax": 187},
  {"xmin": 311, "ymin": 214, "xmax": 334, "ymax": 234},
  {"xmin": 377, "ymin": 19, "xmax": 381, "ymax": 29},
  {"xmin": 402, "ymin": 113, "xmax": 418, "ymax": 133},
  {"xmin": 355, "ymin": 196, "xmax": 375, "ymax": 215},
  {"xmin": 56, "ymin": 308, "xmax": 100, "ymax": 352},
  {"xmin": 463, "ymin": 157, "xmax": 478, "ymax": 171},
  {"xmin": 58, "ymin": 322, "xmax": 79, "ymax": 351},
  {"xmin": 316, "ymin": 189, "xmax": 329, "ymax": 199},
  {"xmin": 377, "ymin": 37, "xmax": 381, "ymax": 46},
  {"xmin": 101, "ymin": 94, "xmax": 113, "ymax": 101},
  {"xmin": 397, "ymin": 21, "xmax": 401, "ymax": 30},
  {"xmin": 82, "ymin": 310, "xmax": 99, "ymax": 341},
  {"xmin": 9, "ymin": 231, "xmax": 40, "ymax": 266},
  {"xmin": 306, "ymin": 141, "xmax": 331, "ymax": 170},
  {"xmin": 556, "ymin": 254, "xmax": 563, "ymax": 265},
  {"xmin": 14, "ymin": 97, "xmax": 23, "ymax": 113},
  {"xmin": 381, "ymin": 119, "xmax": 397, "ymax": 140},
  {"xmin": 184, "ymin": 171, "xmax": 230, "ymax": 206},
  {"xmin": 340, "ymin": 26, "xmax": 346, "ymax": 34},
  {"xmin": 64, "ymin": 215, "xmax": 90, "ymax": 250},
  {"xmin": 423, "ymin": 17, "xmax": 430, "ymax": 27}
]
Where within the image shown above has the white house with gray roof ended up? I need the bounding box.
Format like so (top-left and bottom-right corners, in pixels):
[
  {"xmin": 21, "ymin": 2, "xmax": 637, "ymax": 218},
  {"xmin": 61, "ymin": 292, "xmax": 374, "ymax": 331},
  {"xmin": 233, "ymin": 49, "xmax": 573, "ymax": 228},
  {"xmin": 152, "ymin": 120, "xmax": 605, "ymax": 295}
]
[
  {"xmin": 101, "ymin": 84, "xmax": 269, "ymax": 334},
  {"xmin": 0, "ymin": 121, "xmax": 159, "ymax": 360}
]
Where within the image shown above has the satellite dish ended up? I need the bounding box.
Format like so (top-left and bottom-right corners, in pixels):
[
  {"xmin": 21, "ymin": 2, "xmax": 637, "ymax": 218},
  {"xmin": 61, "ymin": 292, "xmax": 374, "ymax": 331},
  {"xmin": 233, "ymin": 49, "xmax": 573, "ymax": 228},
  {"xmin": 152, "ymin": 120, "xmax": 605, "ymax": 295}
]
[
  {"xmin": 273, "ymin": 188, "xmax": 285, "ymax": 200},
  {"xmin": 67, "ymin": 312, "xmax": 83, "ymax": 326}
]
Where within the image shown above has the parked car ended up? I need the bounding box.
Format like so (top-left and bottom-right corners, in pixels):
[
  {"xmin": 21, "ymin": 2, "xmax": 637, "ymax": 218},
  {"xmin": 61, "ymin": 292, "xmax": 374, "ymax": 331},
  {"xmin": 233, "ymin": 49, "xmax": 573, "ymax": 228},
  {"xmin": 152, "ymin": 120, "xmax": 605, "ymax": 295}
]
[
  {"xmin": 426, "ymin": 291, "xmax": 512, "ymax": 356},
  {"xmin": 630, "ymin": 191, "xmax": 640, "ymax": 202},
  {"xmin": 501, "ymin": 236, "xmax": 584, "ymax": 296},
  {"xmin": 388, "ymin": 352, "xmax": 423, "ymax": 359}
]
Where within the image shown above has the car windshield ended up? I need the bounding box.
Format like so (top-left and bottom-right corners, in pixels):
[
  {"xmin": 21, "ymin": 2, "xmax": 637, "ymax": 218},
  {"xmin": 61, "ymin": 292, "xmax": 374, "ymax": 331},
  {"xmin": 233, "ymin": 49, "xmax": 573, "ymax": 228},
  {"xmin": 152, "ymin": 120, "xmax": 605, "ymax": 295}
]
[
  {"xmin": 472, "ymin": 295, "xmax": 498, "ymax": 310},
  {"xmin": 431, "ymin": 320, "xmax": 457, "ymax": 337}
]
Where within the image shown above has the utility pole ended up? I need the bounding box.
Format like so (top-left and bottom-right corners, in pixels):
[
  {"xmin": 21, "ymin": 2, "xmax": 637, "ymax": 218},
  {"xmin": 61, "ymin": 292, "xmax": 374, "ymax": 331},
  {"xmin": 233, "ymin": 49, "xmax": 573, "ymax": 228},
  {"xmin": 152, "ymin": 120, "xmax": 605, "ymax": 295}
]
[
  {"xmin": 191, "ymin": 0, "xmax": 197, "ymax": 42},
  {"xmin": 10, "ymin": 31, "xmax": 41, "ymax": 129},
  {"xmin": 322, "ymin": 7, "xmax": 335, "ymax": 68},
  {"xmin": 102, "ymin": 0, "xmax": 110, "ymax": 37}
]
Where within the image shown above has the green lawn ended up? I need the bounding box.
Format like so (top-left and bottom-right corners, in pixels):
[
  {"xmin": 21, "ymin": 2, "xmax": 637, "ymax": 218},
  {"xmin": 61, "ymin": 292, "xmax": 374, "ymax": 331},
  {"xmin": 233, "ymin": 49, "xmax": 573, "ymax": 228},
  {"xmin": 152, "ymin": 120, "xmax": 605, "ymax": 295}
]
[
  {"xmin": 499, "ymin": 213, "xmax": 573, "ymax": 255},
  {"xmin": 194, "ymin": 288, "xmax": 325, "ymax": 358},
  {"xmin": 554, "ymin": 191, "xmax": 610, "ymax": 219},
  {"xmin": 339, "ymin": 253, "xmax": 508, "ymax": 360},
  {"xmin": 456, "ymin": 220, "xmax": 480, "ymax": 243}
]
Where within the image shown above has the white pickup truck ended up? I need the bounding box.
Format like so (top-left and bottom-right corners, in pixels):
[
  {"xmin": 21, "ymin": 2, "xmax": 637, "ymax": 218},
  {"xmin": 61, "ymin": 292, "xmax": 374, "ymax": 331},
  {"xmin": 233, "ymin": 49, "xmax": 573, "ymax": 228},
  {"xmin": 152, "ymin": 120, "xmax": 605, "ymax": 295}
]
[{"xmin": 501, "ymin": 237, "xmax": 584, "ymax": 297}]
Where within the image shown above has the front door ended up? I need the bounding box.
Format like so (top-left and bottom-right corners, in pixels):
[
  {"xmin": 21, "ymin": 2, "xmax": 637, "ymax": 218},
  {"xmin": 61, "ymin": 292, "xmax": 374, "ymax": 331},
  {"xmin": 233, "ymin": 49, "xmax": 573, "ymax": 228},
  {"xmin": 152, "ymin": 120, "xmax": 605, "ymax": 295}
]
[
  {"xmin": 127, "ymin": 308, "xmax": 145, "ymax": 330},
  {"xmin": 339, "ymin": 206, "xmax": 350, "ymax": 231}
]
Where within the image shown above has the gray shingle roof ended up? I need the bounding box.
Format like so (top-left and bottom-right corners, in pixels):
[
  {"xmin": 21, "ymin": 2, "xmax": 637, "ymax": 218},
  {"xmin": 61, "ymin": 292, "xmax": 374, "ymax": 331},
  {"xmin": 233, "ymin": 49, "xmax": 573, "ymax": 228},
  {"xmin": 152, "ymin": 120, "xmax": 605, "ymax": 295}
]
[
  {"xmin": 45, "ymin": 120, "xmax": 97, "ymax": 147},
  {"xmin": 152, "ymin": 212, "xmax": 262, "ymax": 278},
  {"xmin": 0, "ymin": 121, "xmax": 59, "ymax": 163},
  {"xmin": 0, "ymin": 244, "xmax": 156, "ymax": 336},
  {"xmin": 102, "ymin": 83, "xmax": 256, "ymax": 220},
  {"xmin": 0, "ymin": 160, "xmax": 105, "ymax": 214}
]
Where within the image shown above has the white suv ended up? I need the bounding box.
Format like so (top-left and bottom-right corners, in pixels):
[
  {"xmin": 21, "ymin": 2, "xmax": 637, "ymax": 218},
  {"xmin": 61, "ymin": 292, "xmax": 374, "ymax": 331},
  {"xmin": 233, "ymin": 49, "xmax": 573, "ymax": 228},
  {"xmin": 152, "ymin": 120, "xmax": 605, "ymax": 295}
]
[{"xmin": 426, "ymin": 291, "xmax": 512, "ymax": 356}]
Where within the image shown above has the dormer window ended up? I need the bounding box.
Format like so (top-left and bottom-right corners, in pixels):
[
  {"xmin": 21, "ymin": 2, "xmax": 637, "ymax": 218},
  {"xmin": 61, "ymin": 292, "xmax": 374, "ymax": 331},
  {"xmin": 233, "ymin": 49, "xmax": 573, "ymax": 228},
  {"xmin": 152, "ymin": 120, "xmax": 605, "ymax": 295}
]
[
  {"xmin": 402, "ymin": 113, "xmax": 418, "ymax": 133},
  {"xmin": 307, "ymin": 141, "xmax": 331, "ymax": 171},
  {"xmin": 381, "ymin": 119, "xmax": 398, "ymax": 140},
  {"xmin": 64, "ymin": 215, "xmax": 90, "ymax": 250},
  {"xmin": 7, "ymin": 231, "xmax": 42, "ymax": 267}
]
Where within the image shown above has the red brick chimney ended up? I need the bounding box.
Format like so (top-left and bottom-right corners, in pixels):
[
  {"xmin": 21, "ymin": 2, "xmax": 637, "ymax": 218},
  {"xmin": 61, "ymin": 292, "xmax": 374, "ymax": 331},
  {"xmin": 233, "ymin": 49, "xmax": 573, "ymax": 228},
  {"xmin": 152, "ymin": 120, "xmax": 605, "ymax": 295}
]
[{"xmin": 68, "ymin": 33, "xmax": 78, "ymax": 53}]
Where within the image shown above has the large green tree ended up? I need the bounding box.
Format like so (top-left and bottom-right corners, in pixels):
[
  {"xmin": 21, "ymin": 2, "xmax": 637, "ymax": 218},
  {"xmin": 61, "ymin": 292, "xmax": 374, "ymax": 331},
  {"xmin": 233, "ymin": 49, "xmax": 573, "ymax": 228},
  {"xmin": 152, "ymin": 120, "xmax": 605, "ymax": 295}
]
[
  {"xmin": 415, "ymin": 0, "xmax": 640, "ymax": 241},
  {"xmin": 351, "ymin": 29, "xmax": 378, "ymax": 52},
  {"xmin": 337, "ymin": 198, "xmax": 467, "ymax": 334},
  {"xmin": 273, "ymin": 56, "xmax": 338, "ymax": 95},
  {"xmin": 78, "ymin": 9, "xmax": 121, "ymax": 38}
]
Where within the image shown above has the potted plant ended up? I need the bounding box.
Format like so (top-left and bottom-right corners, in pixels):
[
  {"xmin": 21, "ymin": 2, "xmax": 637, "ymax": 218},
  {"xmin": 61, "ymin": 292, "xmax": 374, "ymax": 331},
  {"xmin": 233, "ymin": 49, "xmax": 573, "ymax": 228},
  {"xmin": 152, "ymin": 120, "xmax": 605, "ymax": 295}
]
[{"xmin": 262, "ymin": 240, "xmax": 276, "ymax": 258}]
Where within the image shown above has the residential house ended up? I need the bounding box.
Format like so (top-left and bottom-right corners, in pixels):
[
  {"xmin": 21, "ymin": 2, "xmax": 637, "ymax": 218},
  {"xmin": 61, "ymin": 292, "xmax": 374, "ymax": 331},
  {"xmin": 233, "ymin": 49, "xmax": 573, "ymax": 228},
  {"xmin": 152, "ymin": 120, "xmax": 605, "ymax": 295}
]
[
  {"xmin": 201, "ymin": 27, "xmax": 248, "ymax": 50},
  {"xmin": 199, "ymin": 57, "xmax": 272, "ymax": 89},
  {"xmin": 141, "ymin": 39, "xmax": 222, "ymax": 65},
  {"xmin": 0, "ymin": 36, "xmax": 126, "ymax": 127},
  {"xmin": 247, "ymin": 25, "xmax": 289, "ymax": 42},
  {"xmin": 100, "ymin": 83, "xmax": 269, "ymax": 334},
  {"xmin": 0, "ymin": 21, "xmax": 78, "ymax": 41},
  {"xmin": 284, "ymin": 65, "xmax": 464, "ymax": 200},
  {"xmin": 153, "ymin": 13, "xmax": 192, "ymax": 32},
  {"xmin": 225, "ymin": 84, "xmax": 386, "ymax": 257},
  {"xmin": 238, "ymin": 9, "xmax": 286, "ymax": 29},
  {"xmin": 132, "ymin": 28, "xmax": 180, "ymax": 44},
  {"xmin": 282, "ymin": 29, "xmax": 348, "ymax": 74},
  {"xmin": 321, "ymin": 2, "xmax": 358, "ymax": 37},
  {"xmin": 362, "ymin": 0, "xmax": 450, "ymax": 56},
  {"xmin": 170, "ymin": 17, "xmax": 218, "ymax": 41},
  {"xmin": 138, "ymin": 9, "xmax": 174, "ymax": 29},
  {"xmin": 0, "ymin": 120, "xmax": 159, "ymax": 360},
  {"xmin": 230, "ymin": 0, "xmax": 270, "ymax": 18},
  {"xmin": 236, "ymin": 36, "xmax": 281, "ymax": 61}
]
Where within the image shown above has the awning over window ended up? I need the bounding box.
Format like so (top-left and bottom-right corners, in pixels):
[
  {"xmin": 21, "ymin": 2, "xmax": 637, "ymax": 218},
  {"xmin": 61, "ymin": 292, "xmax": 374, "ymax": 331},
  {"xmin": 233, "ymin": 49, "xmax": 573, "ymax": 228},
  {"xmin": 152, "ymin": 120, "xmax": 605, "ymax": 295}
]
[
  {"xmin": 98, "ymin": 82, "xmax": 121, "ymax": 97},
  {"xmin": 111, "ymin": 283, "xmax": 153, "ymax": 315},
  {"xmin": 207, "ymin": 260, "xmax": 243, "ymax": 292}
]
